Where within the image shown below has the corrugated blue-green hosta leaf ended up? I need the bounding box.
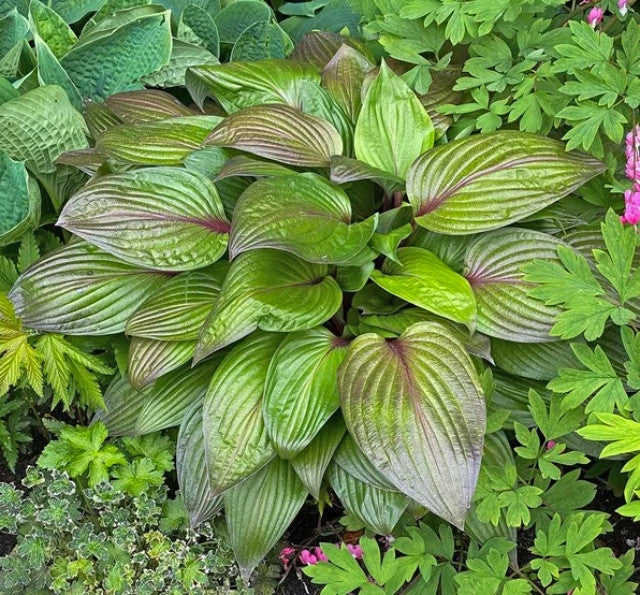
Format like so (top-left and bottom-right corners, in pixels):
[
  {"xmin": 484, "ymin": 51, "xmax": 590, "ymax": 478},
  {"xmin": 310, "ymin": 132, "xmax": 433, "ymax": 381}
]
[{"xmin": 0, "ymin": 152, "xmax": 40, "ymax": 246}]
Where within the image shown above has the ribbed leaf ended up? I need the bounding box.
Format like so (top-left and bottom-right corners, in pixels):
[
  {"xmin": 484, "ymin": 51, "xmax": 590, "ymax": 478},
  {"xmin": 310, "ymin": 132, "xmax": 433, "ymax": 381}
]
[
  {"xmin": 291, "ymin": 415, "xmax": 345, "ymax": 500},
  {"xmin": 330, "ymin": 155, "xmax": 404, "ymax": 195},
  {"xmin": 105, "ymin": 89, "xmax": 193, "ymax": 123},
  {"xmin": 338, "ymin": 321, "xmax": 486, "ymax": 528},
  {"xmin": 328, "ymin": 463, "xmax": 408, "ymax": 535},
  {"xmin": 179, "ymin": 4, "xmax": 219, "ymax": 56},
  {"xmin": 49, "ymin": 0, "xmax": 103, "ymax": 23},
  {"xmin": 29, "ymin": 0, "xmax": 76, "ymax": 59},
  {"xmin": 95, "ymin": 362, "xmax": 217, "ymax": 435},
  {"xmin": 229, "ymin": 173, "xmax": 377, "ymax": 264},
  {"xmin": 195, "ymin": 249, "xmax": 342, "ymax": 361},
  {"xmin": 290, "ymin": 31, "xmax": 358, "ymax": 68},
  {"xmin": 230, "ymin": 21, "xmax": 288, "ymax": 61},
  {"xmin": 203, "ymin": 332, "xmax": 281, "ymax": 495},
  {"xmin": 370, "ymin": 247, "xmax": 476, "ymax": 328},
  {"xmin": 216, "ymin": 155, "xmax": 293, "ymax": 180},
  {"xmin": 127, "ymin": 264, "xmax": 227, "ymax": 341},
  {"xmin": 205, "ymin": 104, "xmax": 343, "ymax": 167},
  {"xmin": 464, "ymin": 228, "xmax": 564, "ymax": 342},
  {"xmin": 354, "ymin": 62, "xmax": 434, "ymax": 178},
  {"xmin": 491, "ymin": 339, "xmax": 579, "ymax": 381},
  {"xmin": 58, "ymin": 167, "xmax": 230, "ymax": 271},
  {"xmin": 224, "ymin": 457, "xmax": 307, "ymax": 580},
  {"xmin": 0, "ymin": 85, "xmax": 88, "ymax": 174},
  {"xmin": 213, "ymin": 0, "xmax": 271, "ymax": 45},
  {"xmin": 9, "ymin": 242, "xmax": 165, "ymax": 335},
  {"xmin": 407, "ymin": 131, "xmax": 605, "ymax": 234},
  {"xmin": 142, "ymin": 39, "xmax": 218, "ymax": 88},
  {"xmin": 264, "ymin": 328, "xmax": 347, "ymax": 458},
  {"xmin": 34, "ymin": 34, "xmax": 83, "ymax": 111},
  {"xmin": 0, "ymin": 153, "xmax": 40, "ymax": 246},
  {"xmin": 127, "ymin": 337, "xmax": 195, "ymax": 389},
  {"xmin": 96, "ymin": 116, "xmax": 221, "ymax": 165},
  {"xmin": 177, "ymin": 401, "xmax": 222, "ymax": 528}
]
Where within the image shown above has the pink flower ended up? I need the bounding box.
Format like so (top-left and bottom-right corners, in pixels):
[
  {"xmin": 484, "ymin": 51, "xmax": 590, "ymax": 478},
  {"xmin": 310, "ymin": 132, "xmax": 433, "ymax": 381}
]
[
  {"xmin": 279, "ymin": 547, "xmax": 296, "ymax": 567},
  {"xmin": 619, "ymin": 0, "xmax": 628, "ymax": 16},
  {"xmin": 299, "ymin": 549, "xmax": 318, "ymax": 565},
  {"xmin": 622, "ymin": 202, "xmax": 640, "ymax": 225},
  {"xmin": 314, "ymin": 546, "xmax": 328, "ymax": 562},
  {"xmin": 587, "ymin": 6, "xmax": 604, "ymax": 26},
  {"xmin": 546, "ymin": 440, "xmax": 557, "ymax": 450},
  {"xmin": 626, "ymin": 127, "xmax": 640, "ymax": 182},
  {"xmin": 346, "ymin": 544, "xmax": 363, "ymax": 559}
]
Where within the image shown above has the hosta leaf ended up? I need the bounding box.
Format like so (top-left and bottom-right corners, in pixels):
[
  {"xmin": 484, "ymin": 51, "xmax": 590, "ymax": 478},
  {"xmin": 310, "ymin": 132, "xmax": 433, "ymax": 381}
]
[
  {"xmin": 9, "ymin": 242, "xmax": 165, "ymax": 335},
  {"xmin": 216, "ymin": 155, "xmax": 293, "ymax": 180},
  {"xmin": 491, "ymin": 339, "xmax": 579, "ymax": 381},
  {"xmin": 127, "ymin": 263, "xmax": 228, "ymax": 341},
  {"xmin": 213, "ymin": 0, "xmax": 271, "ymax": 45},
  {"xmin": 96, "ymin": 116, "xmax": 221, "ymax": 165},
  {"xmin": 464, "ymin": 228, "xmax": 564, "ymax": 342},
  {"xmin": 127, "ymin": 337, "xmax": 195, "ymax": 389},
  {"xmin": 49, "ymin": 0, "xmax": 103, "ymax": 23},
  {"xmin": 224, "ymin": 457, "xmax": 307, "ymax": 580},
  {"xmin": 95, "ymin": 362, "xmax": 217, "ymax": 435},
  {"xmin": 329, "ymin": 155, "xmax": 404, "ymax": 195},
  {"xmin": 57, "ymin": 167, "xmax": 230, "ymax": 271},
  {"xmin": 264, "ymin": 327, "xmax": 348, "ymax": 458},
  {"xmin": 290, "ymin": 30, "xmax": 360, "ymax": 68},
  {"xmin": 0, "ymin": 153, "xmax": 40, "ymax": 246},
  {"xmin": 355, "ymin": 62, "xmax": 434, "ymax": 178},
  {"xmin": 141, "ymin": 39, "xmax": 218, "ymax": 88},
  {"xmin": 195, "ymin": 249, "xmax": 342, "ymax": 361},
  {"xmin": 322, "ymin": 44, "xmax": 373, "ymax": 121},
  {"xmin": 179, "ymin": 4, "xmax": 219, "ymax": 56},
  {"xmin": 0, "ymin": 85, "xmax": 88, "ymax": 174},
  {"xmin": 338, "ymin": 321, "xmax": 486, "ymax": 528},
  {"xmin": 203, "ymin": 332, "xmax": 281, "ymax": 495},
  {"xmin": 0, "ymin": 76, "xmax": 19, "ymax": 104},
  {"xmin": 29, "ymin": 0, "xmax": 77, "ymax": 59},
  {"xmin": 407, "ymin": 131, "xmax": 605, "ymax": 234},
  {"xmin": 61, "ymin": 11, "xmax": 172, "ymax": 101},
  {"xmin": 205, "ymin": 104, "xmax": 343, "ymax": 167},
  {"xmin": 328, "ymin": 463, "xmax": 408, "ymax": 535},
  {"xmin": 370, "ymin": 247, "xmax": 476, "ymax": 328},
  {"xmin": 291, "ymin": 414, "xmax": 345, "ymax": 500},
  {"xmin": 105, "ymin": 89, "xmax": 193, "ymax": 123},
  {"xmin": 229, "ymin": 173, "xmax": 377, "ymax": 264},
  {"xmin": 230, "ymin": 21, "xmax": 288, "ymax": 61},
  {"xmin": 177, "ymin": 401, "xmax": 222, "ymax": 528},
  {"xmin": 84, "ymin": 101, "xmax": 122, "ymax": 139},
  {"xmin": 0, "ymin": 9, "xmax": 29, "ymax": 57}
]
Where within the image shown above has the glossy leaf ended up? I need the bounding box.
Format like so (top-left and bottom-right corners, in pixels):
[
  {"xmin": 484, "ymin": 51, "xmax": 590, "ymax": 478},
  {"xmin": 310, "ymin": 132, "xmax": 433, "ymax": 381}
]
[
  {"xmin": 57, "ymin": 167, "xmax": 230, "ymax": 271},
  {"xmin": 338, "ymin": 321, "xmax": 486, "ymax": 528},
  {"xmin": 203, "ymin": 332, "xmax": 281, "ymax": 495},
  {"xmin": 407, "ymin": 131, "xmax": 605, "ymax": 234},
  {"xmin": 329, "ymin": 155, "xmax": 404, "ymax": 195},
  {"xmin": 195, "ymin": 249, "xmax": 342, "ymax": 361},
  {"xmin": 229, "ymin": 173, "xmax": 377, "ymax": 264},
  {"xmin": 216, "ymin": 155, "xmax": 293, "ymax": 180},
  {"xmin": 127, "ymin": 337, "xmax": 195, "ymax": 389},
  {"xmin": 491, "ymin": 339, "xmax": 579, "ymax": 381},
  {"xmin": 0, "ymin": 153, "xmax": 40, "ymax": 246},
  {"xmin": 105, "ymin": 89, "xmax": 193, "ymax": 124}
]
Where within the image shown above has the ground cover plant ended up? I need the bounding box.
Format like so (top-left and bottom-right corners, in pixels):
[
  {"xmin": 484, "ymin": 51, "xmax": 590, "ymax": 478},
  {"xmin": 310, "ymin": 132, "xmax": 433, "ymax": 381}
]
[{"xmin": 0, "ymin": 0, "xmax": 640, "ymax": 594}]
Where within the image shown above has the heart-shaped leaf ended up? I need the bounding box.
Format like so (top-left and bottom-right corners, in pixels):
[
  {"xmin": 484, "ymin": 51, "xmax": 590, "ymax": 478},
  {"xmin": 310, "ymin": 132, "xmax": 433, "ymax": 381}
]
[
  {"xmin": 370, "ymin": 247, "xmax": 476, "ymax": 328},
  {"xmin": 338, "ymin": 321, "xmax": 486, "ymax": 528},
  {"xmin": 463, "ymin": 228, "xmax": 564, "ymax": 342},
  {"xmin": 203, "ymin": 332, "xmax": 281, "ymax": 495},
  {"xmin": 229, "ymin": 173, "xmax": 377, "ymax": 264},
  {"xmin": 0, "ymin": 153, "xmax": 40, "ymax": 246},
  {"xmin": 263, "ymin": 327, "xmax": 348, "ymax": 458},
  {"xmin": 9, "ymin": 242, "xmax": 165, "ymax": 335},
  {"xmin": 57, "ymin": 167, "xmax": 230, "ymax": 271},
  {"xmin": 407, "ymin": 131, "xmax": 605, "ymax": 234},
  {"xmin": 205, "ymin": 104, "xmax": 343, "ymax": 167},
  {"xmin": 195, "ymin": 249, "xmax": 342, "ymax": 361}
]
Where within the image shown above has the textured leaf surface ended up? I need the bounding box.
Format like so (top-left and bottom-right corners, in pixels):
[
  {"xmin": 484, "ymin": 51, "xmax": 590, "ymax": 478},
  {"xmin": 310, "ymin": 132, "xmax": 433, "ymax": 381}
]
[
  {"xmin": 330, "ymin": 155, "xmax": 404, "ymax": 195},
  {"xmin": 230, "ymin": 21, "xmax": 288, "ymax": 61},
  {"xmin": 58, "ymin": 167, "xmax": 230, "ymax": 271},
  {"xmin": 9, "ymin": 242, "xmax": 165, "ymax": 335},
  {"xmin": 213, "ymin": 0, "xmax": 271, "ymax": 45},
  {"xmin": 141, "ymin": 39, "xmax": 218, "ymax": 88},
  {"xmin": 370, "ymin": 247, "xmax": 476, "ymax": 328},
  {"xmin": 29, "ymin": 0, "xmax": 76, "ymax": 58},
  {"xmin": 264, "ymin": 328, "xmax": 347, "ymax": 458},
  {"xmin": 0, "ymin": 85, "xmax": 88, "ymax": 174},
  {"xmin": 230, "ymin": 173, "xmax": 376, "ymax": 264},
  {"xmin": 338, "ymin": 321, "xmax": 486, "ymax": 527},
  {"xmin": 464, "ymin": 228, "xmax": 564, "ymax": 342},
  {"xmin": 205, "ymin": 103, "xmax": 342, "ymax": 167},
  {"xmin": 0, "ymin": 153, "xmax": 40, "ymax": 246},
  {"xmin": 195, "ymin": 249, "xmax": 341, "ymax": 360},
  {"xmin": 491, "ymin": 339, "xmax": 579, "ymax": 381},
  {"xmin": 225, "ymin": 457, "xmax": 307, "ymax": 580},
  {"xmin": 127, "ymin": 337, "xmax": 194, "ymax": 389},
  {"xmin": 407, "ymin": 131, "xmax": 604, "ymax": 234},
  {"xmin": 34, "ymin": 34, "xmax": 83, "ymax": 111},
  {"xmin": 49, "ymin": 0, "xmax": 103, "ymax": 23},
  {"xmin": 105, "ymin": 89, "xmax": 193, "ymax": 123},
  {"xmin": 203, "ymin": 332, "xmax": 281, "ymax": 494},
  {"xmin": 216, "ymin": 155, "xmax": 293, "ymax": 180}
]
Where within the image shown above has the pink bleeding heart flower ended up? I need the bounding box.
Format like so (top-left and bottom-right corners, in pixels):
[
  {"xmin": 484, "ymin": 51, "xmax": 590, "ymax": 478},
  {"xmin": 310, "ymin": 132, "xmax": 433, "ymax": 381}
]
[
  {"xmin": 346, "ymin": 544, "xmax": 363, "ymax": 560},
  {"xmin": 314, "ymin": 547, "xmax": 328, "ymax": 562},
  {"xmin": 625, "ymin": 126, "xmax": 640, "ymax": 182},
  {"xmin": 279, "ymin": 547, "xmax": 296, "ymax": 567},
  {"xmin": 621, "ymin": 202, "xmax": 640, "ymax": 225},
  {"xmin": 546, "ymin": 440, "xmax": 557, "ymax": 450},
  {"xmin": 299, "ymin": 549, "xmax": 318, "ymax": 566},
  {"xmin": 587, "ymin": 6, "xmax": 604, "ymax": 26},
  {"xmin": 619, "ymin": 0, "xmax": 628, "ymax": 16}
]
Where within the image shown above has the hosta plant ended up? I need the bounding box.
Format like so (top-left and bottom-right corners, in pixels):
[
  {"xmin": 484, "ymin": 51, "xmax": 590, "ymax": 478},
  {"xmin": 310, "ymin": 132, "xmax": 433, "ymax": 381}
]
[{"xmin": 6, "ymin": 46, "xmax": 605, "ymax": 578}]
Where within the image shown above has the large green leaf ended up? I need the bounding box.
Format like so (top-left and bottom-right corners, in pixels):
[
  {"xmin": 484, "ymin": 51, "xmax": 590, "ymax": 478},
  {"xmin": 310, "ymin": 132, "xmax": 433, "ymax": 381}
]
[
  {"xmin": 29, "ymin": 0, "xmax": 76, "ymax": 59},
  {"xmin": 0, "ymin": 152, "xmax": 40, "ymax": 246},
  {"xmin": 203, "ymin": 332, "xmax": 281, "ymax": 495},
  {"xmin": 205, "ymin": 103, "xmax": 343, "ymax": 167},
  {"xmin": 57, "ymin": 167, "xmax": 230, "ymax": 271},
  {"xmin": 263, "ymin": 327, "xmax": 347, "ymax": 458},
  {"xmin": 127, "ymin": 337, "xmax": 195, "ymax": 389},
  {"xmin": 329, "ymin": 155, "xmax": 404, "ymax": 195},
  {"xmin": 463, "ymin": 228, "xmax": 563, "ymax": 342},
  {"xmin": 105, "ymin": 89, "xmax": 193, "ymax": 123},
  {"xmin": 61, "ymin": 11, "xmax": 172, "ymax": 101},
  {"xmin": 338, "ymin": 321, "xmax": 486, "ymax": 528},
  {"xmin": 407, "ymin": 131, "xmax": 605, "ymax": 234},
  {"xmin": 177, "ymin": 401, "xmax": 222, "ymax": 528},
  {"xmin": 328, "ymin": 463, "xmax": 408, "ymax": 535},
  {"xmin": 49, "ymin": 0, "xmax": 103, "ymax": 23},
  {"xmin": 224, "ymin": 457, "xmax": 307, "ymax": 580},
  {"xmin": 370, "ymin": 247, "xmax": 476, "ymax": 329},
  {"xmin": 195, "ymin": 249, "xmax": 342, "ymax": 361},
  {"xmin": 213, "ymin": 0, "xmax": 271, "ymax": 45},
  {"xmin": 127, "ymin": 264, "xmax": 227, "ymax": 341},
  {"xmin": 141, "ymin": 39, "xmax": 218, "ymax": 88},
  {"xmin": 230, "ymin": 21, "xmax": 289, "ymax": 61},
  {"xmin": 216, "ymin": 155, "xmax": 293, "ymax": 180},
  {"xmin": 229, "ymin": 173, "xmax": 377, "ymax": 264},
  {"xmin": 0, "ymin": 9, "xmax": 29, "ymax": 57},
  {"xmin": 0, "ymin": 85, "xmax": 88, "ymax": 174},
  {"xmin": 354, "ymin": 61, "xmax": 434, "ymax": 178},
  {"xmin": 9, "ymin": 242, "xmax": 165, "ymax": 335},
  {"xmin": 95, "ymin": 362, "xmax": 216, "ymax": 435},
  {"xmin": 491, "ymin": 339, "xmax": 579, "ymax": 381},
  {"xmin": 178, "ymin": 4, "xmax": 219, "ymax": 56}
]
